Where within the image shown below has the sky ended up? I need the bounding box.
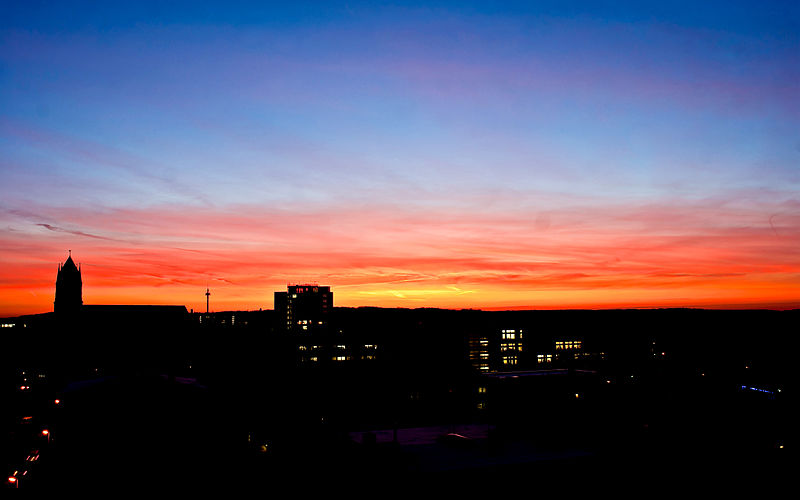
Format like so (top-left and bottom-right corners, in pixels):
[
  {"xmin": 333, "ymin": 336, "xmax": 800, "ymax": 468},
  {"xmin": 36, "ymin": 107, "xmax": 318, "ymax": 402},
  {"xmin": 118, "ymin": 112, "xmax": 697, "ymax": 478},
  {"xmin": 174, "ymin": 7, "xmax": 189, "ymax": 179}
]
[{"xmin": 1, "ymin": 1, "xmax": 798, "ymax": 316}]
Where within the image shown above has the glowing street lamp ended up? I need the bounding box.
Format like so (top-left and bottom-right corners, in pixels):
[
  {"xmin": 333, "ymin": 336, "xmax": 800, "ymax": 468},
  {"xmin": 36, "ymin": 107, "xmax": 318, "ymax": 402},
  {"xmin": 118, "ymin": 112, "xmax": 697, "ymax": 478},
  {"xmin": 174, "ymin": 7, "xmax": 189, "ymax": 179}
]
[
  {"xmin": 42, "ymin": 429, "xmax": 50, "ymax": 443},
  {"xmin": 8, "ymin": 474, "xmax": 18, "ymax": 488}
]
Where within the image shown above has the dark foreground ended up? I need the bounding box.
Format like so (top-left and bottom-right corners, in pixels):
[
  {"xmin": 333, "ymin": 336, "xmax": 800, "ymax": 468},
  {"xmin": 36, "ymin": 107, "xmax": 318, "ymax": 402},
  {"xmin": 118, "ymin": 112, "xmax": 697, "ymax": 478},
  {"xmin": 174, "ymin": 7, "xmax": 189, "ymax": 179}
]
[
  {"xmin": 6, "ymin": 370, "xmax": 789, "ymax": 492},
  {"xmin": 3, "ymin": 308, "xmax": 792, "ymax": 491}
]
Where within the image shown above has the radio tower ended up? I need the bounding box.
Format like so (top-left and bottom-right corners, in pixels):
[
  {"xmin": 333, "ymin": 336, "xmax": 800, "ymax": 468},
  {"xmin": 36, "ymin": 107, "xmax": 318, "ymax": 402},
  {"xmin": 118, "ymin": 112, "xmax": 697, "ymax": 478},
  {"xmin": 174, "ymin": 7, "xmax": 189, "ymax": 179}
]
[{"xmin": 206, "ymin": 288, "xmax": 210, "ymax": 314}]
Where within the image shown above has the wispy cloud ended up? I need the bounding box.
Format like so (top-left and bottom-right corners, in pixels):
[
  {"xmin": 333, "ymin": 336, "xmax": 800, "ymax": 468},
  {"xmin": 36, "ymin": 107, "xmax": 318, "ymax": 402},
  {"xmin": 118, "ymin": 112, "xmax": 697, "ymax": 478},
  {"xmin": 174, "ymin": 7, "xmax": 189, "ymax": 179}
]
[
  {"xmin": 0, "ymin": 118, "xmax": 213, "ymax": 206},
  {"xmin": 36, "ymin": 223, "xmax": 116, "ymax": 241}
]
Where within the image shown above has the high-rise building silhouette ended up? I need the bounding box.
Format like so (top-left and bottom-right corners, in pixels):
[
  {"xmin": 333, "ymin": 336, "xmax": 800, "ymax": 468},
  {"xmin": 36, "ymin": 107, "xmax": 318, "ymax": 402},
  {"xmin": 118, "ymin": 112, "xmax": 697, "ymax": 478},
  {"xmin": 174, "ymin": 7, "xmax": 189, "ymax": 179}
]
[
  {"xmin": 274, "ymin": 284, "xmax": 332, "ymax": 333},
  {"xmin": 54, "ymin": 251, "xmax": 82, "ymax": 314}
]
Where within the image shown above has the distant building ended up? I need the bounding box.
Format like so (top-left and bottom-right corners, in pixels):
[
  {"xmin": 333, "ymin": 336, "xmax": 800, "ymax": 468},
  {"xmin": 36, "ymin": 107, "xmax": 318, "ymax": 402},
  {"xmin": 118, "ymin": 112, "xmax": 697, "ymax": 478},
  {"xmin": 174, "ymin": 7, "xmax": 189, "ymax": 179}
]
[
  {"xmin": 274, "ymin": 284, "xmax": 332, "ymax": 334},
  {"xmin": 468, "ymin": 328, "xmax": 526, "ymax": 372},
  {"xmin": 274, "ymin": 284, "xmax": 370, "ymax": 366},
  {"xmin": 0, "ymin": 252, "xmax": 194, "ymax": 378},
  {"xmin": 54, "ymin": 252, "xmax": 82, "ymax": 314},
  {"xmin": 467, "ymin": 327, "xmax": 604, "ymax": 373}
]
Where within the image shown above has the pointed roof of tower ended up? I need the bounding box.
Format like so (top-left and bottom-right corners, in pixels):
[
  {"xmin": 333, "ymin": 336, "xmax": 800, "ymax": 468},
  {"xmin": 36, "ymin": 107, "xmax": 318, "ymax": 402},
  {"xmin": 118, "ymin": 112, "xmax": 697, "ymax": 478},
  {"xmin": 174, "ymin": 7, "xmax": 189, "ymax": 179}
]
[{"xmin": 61, "ymin": 252, "xmax": 79, "ymax": 273}]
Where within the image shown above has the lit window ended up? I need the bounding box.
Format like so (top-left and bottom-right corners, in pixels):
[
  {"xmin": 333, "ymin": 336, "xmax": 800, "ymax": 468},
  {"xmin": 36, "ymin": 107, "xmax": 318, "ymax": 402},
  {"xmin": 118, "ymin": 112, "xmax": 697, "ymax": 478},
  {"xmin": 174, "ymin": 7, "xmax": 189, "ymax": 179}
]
[
  {"xmin": 503, "ymin": 355, "xmax": 518, "ymax": 365},
  {"xmin": 478, "ymin": 387, "xmax": 487, "ymax": 393},
  {"xmin": 556, "ymin": 340, "xmax": 582, "ymax": 350}
]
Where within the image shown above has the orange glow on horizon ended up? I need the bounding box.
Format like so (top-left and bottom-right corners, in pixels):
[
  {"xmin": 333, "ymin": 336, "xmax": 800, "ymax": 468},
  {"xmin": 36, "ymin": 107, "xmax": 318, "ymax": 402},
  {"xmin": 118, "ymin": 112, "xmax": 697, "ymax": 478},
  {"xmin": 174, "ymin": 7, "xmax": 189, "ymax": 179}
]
[{"xmin": 1, "ymin": 201, "xmax": 798, "ymax": 317}]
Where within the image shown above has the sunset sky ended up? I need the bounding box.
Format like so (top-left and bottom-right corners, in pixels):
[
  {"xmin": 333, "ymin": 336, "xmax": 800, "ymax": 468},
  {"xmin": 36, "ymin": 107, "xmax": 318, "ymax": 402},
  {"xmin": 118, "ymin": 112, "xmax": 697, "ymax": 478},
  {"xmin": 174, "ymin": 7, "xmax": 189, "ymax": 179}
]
[{"xmin": 1, "ymin": 1, "xmax": 798, "ymax": 316}]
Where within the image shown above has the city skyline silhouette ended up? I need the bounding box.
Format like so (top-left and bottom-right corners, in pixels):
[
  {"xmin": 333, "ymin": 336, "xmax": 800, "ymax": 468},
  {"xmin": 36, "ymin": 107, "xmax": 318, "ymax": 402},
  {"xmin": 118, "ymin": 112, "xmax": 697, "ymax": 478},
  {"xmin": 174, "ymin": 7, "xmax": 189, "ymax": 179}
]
[
  {"xmin": 1, "ymin": 1, "xmax": 796, "ymax": 490},
  {"xmin": 2, "ymin": 249, "xmax": 793, "ymax": 490},
  {"xmin": 2, "ymin": 245, "xmax": 798, "ymax": 318}
]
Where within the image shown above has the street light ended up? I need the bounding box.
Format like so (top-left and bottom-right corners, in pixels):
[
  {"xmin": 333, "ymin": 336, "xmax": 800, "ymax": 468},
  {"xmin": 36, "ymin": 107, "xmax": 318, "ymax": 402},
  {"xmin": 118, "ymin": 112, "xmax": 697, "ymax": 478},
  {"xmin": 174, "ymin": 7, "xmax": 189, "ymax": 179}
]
[{"xmin": 42, "ymin": 429, "xmax": 50, "ymax": 443}]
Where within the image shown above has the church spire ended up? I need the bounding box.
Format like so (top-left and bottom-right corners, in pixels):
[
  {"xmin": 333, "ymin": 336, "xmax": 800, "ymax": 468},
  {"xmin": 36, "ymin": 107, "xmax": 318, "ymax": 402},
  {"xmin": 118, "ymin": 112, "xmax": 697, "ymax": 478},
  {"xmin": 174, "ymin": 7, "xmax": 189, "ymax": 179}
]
[{"xmin": 55, "ymin": 251, "xmax": 82, "ymax": 314}]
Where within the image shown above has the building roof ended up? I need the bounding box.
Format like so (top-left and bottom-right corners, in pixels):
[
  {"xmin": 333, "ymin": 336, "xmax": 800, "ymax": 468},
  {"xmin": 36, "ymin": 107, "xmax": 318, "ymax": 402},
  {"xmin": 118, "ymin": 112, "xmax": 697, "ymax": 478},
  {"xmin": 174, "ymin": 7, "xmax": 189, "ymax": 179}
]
[{"xmin": 82, "ymin": 305, "xmax": 188, "ymax": 314}]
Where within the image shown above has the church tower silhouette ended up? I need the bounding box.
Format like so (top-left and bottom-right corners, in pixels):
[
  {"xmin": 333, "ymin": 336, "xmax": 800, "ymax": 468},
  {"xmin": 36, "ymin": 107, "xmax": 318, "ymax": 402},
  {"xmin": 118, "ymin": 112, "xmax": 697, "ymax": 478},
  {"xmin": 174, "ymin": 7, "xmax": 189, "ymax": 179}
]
[{"xmin": 55, "ymin": 250, "xmax": 82, "ymax": 314}]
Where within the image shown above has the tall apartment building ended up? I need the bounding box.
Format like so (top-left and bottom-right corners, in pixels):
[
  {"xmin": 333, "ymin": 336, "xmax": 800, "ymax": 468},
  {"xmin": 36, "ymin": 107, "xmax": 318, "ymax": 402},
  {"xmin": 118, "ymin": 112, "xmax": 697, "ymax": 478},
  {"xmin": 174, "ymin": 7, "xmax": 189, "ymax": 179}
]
[{"xmin": 274, "ymin": 284, "xmax": 332, "ymax": 334}]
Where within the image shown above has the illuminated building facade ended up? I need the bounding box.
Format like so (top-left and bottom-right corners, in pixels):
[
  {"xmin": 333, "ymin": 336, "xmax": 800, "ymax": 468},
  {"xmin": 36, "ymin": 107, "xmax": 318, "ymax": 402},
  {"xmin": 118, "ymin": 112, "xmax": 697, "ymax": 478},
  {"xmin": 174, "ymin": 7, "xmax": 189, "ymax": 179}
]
[
  {"xmin": 468, "ymin": 328, "xmax": 603, "ymax": 373},
  {"xmin": 468, "ymin": 328, "xmax": 527, "ymax": 372}
]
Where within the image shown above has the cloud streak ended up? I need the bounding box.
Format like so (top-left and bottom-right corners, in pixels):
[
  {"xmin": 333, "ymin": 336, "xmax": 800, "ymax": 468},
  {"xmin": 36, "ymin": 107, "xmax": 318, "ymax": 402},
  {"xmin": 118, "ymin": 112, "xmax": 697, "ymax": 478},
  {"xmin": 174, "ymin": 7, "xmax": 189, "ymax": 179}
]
[{"xmin": 36, "ymin": 223, "xmax": 117, "ymax": 241}]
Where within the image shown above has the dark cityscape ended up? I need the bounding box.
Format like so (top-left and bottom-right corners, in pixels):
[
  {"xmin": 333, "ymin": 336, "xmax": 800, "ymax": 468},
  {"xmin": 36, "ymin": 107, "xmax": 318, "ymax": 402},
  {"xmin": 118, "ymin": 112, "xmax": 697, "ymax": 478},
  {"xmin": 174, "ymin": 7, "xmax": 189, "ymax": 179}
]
[
  {"xmin": 2, "ymin": 1, "xmax": 798, "ymax": 493},
  {"xmin": 2, "ymin": 253, "xmax": 793, "ymax": 490}
]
